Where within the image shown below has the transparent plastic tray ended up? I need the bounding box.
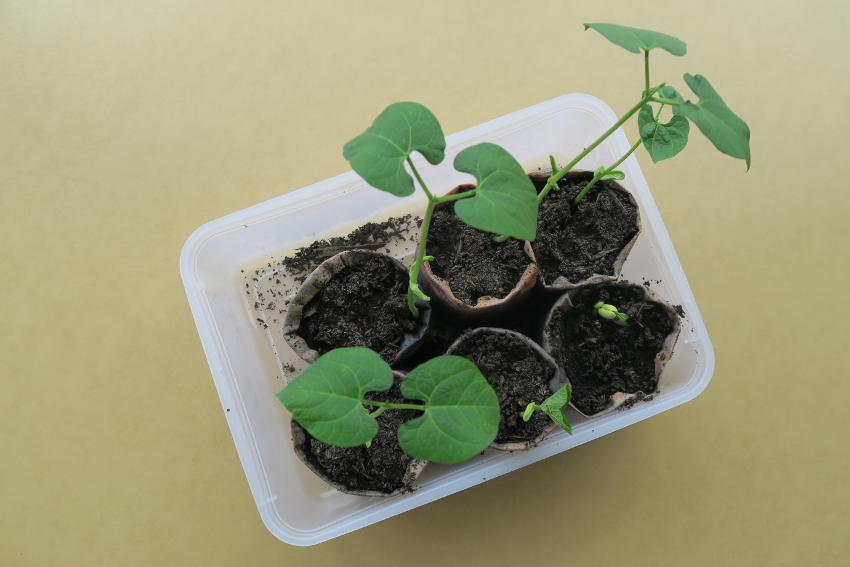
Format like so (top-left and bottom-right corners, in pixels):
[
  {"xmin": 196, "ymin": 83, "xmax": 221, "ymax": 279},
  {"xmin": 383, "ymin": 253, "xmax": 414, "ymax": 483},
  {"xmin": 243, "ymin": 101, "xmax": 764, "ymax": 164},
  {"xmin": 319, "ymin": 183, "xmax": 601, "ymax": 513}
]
[{"xmin": 180, "ymin": 93, "xmax": 715, "ymax": 546}]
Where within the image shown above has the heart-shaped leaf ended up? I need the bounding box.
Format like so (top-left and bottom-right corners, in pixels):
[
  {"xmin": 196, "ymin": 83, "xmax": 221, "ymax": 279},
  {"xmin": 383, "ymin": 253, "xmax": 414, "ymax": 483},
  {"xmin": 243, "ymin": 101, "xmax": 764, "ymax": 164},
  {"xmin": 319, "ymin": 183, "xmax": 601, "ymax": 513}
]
[
  {"xmin": 398, "ymin": 355, "xmax": 500, "ymax": 464},
  {"xmin": 639, "ymin": 104, "xmax": 690, "ymax": 163},
  {"xmin": 277, "ymin": 347, "xmax": 393, "ymax": 447},
  {"xmin": 673, "ymin": 74, "xmax": 751, "ymax": 169},
  {"xmin": 343, "ymin": 102, "xmax": 446, "ymax": 196},
  {"xmin": 453, "ymin": 143, "xmax": 538, "ymax": 241},
  {"xmin": 584, "ymin": 23, "xmax": 687, "ymax": 56},
  {"xmin": 521, "ymin": 383, "xmax": 573, "ymax": 433}
]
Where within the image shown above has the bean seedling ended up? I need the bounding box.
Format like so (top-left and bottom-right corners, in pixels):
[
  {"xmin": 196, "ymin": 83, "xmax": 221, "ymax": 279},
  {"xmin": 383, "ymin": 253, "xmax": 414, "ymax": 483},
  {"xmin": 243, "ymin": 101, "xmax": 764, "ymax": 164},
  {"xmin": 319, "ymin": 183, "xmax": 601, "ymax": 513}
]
[
  {"xmin": 343, "ymin": 102, "xmax": 538, "ymax": 316},
  {"xmin": 494, "ymin": 22, "xmax": 751, "ymax": 242},
  {"xmin": 278, "ymin": 347, "xmax": 501, "ymax": 464},
  {"xmin": 521, "ymin": 383, "xmax": 573, "ymax": 433},
  {"xmin": 594, "ymin": 300, "xmax": 630, "ymax": 326}
]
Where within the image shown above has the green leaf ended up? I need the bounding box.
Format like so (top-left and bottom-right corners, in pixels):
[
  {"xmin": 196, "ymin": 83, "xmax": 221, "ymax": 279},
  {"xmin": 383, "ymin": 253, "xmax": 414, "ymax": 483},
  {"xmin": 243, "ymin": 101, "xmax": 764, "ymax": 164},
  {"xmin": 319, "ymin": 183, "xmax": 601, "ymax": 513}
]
[
  {"xmin": 453, "ymin": 143, "xmax": 538, "ymax": 241},
  {"xmin": 658, "ymin": 85, "xmax": 685, "ymax": 104},
  {"xmin": 584, "ymin": 23, "xmax": 686, "ymax": 56},
  {"xmin": 398, "ymin": 355, "xmax": 500, "ymax": 464},
  {"xmin": 277, "ymin": 347, "xmax": 393, "ymax": 447},
  {"xmin": 595, "ymin": 166, "xmax": 625, "ymax": 181},
  {"xmin": 521, "ymin": 384, "xmax": 573, "ymax": 434},
  {"xmin": 673, "ymin": 74, "xmax": 751, "ymax": 169},
  {"xmin": 639, "ymin": 104, "xmax": 690, "ymax": 163},
  {"xmin": 343, "ymin": 102, "xmax": 446, "ymax": 196}
]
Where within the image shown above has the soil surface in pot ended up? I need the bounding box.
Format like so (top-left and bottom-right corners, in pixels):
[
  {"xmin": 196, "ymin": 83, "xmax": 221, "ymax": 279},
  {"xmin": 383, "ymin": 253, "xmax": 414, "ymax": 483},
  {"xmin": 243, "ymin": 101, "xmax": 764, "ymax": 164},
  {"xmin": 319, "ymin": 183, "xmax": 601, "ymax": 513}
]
[
  {"xmin": 450, "ymin": 332, "xmax": 552, "ymax": 444},
  {"xmin": 405, "ymin": 311, "xmax": 472, "ymax": 369},
  {"xmin": 533, "ymin": 174, "xmax": 638, "ymax": 284},
  {"xmin": 300, "ymin": 254, "xmax": 416, "ymax": 362},
  {"xmin": 299, "ymin": 384, "xmax": 420, "ymax": 494},
  {"xmin": 546, "ymin": 283, "xmax": 676, "ymax": 415},
  {"xmin": 427, "ymin": 202, "xmax": 530, "ymax": 305}
]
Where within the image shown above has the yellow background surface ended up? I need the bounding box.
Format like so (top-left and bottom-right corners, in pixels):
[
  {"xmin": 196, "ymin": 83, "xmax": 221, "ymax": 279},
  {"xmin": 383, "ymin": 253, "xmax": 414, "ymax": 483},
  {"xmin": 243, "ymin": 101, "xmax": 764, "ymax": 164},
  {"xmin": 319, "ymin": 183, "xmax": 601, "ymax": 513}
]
[{"xmin": 3, "ymin": 1, "xmax": 849, "ymax": 565}]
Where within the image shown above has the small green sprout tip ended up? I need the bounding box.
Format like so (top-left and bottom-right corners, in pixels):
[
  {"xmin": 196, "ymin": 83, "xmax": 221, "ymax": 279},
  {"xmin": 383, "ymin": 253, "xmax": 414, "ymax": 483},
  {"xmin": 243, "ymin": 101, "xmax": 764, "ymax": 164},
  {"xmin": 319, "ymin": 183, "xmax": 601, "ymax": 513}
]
[
  {"xmin": 521, "ymin": 383, "xmax": 572, "ymax": 434},
  {"xmin": 594, "ymin": 300, "xmax": 629, "ymax": 326}
]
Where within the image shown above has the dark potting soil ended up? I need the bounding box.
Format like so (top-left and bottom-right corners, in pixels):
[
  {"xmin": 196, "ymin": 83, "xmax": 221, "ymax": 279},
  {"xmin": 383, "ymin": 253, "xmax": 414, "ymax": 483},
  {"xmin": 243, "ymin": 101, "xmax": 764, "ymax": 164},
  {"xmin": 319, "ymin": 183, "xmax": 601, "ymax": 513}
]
[
  {"xmin": 450, "ymin": 332, "xmax": 553, "ymax": 444},
  {"xmin": 246, "ymin": 214, "xmax": 418, "ymax": 330},
  {"xmin": 532, "ymin": 174, "xmax": 638, "ymax": 284},
  {"xmin": 545, "ymin": 283, "xmax": 676, "ymax": 415},
  {"xmin": 405, "ymin": 311, "xmax": 472, "ymax": 370},
  {"xmin": 426, "ymin": 203, "xmax": 530, "ymax": 305},
  {"xmin": 300, "ymin": 383, "xmax": 420, "ymax": 494},
  {"xmin": 300, "ymin": 254, "xmax": 416, "ymax": 362}
]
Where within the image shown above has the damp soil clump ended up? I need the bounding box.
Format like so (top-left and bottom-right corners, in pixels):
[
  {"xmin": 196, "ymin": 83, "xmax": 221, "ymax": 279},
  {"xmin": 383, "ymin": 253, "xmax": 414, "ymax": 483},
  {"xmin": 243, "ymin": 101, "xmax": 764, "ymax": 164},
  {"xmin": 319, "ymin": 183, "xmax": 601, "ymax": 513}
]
[
  {"xmin": 426, "ymin": 202, "xmax": 530, "ymax": 305},
  {"xmin": 300, "ymin": 254, "xmax": 416, "ymax": 362},
  {"xmin": 545, "ymin": 283, "xmax": 676, "ymax": 415},
  {"xmin": 450, "ymin": 331, "xmax": 553, "ymax": 445},
  {"xmin": 533, "ymin": 173, "xmax": 638, "ymax": 284},
  {"xmin": 297, "ymin": 383, "xmax": 420, "ymax": 494}
]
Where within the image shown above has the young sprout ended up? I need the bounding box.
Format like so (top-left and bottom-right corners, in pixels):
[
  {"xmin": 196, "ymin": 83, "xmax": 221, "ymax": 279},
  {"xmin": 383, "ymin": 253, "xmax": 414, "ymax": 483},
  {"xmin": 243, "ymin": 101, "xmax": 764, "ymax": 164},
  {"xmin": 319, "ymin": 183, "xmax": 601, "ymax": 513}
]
[
  {"xmin": 343, "ymin": 103, "xmax": 538, "ymax": 317},
  {"xmin": 278, "ymin": 347, "xmax": 501, "ymax": 464},
  {"xmin": 495, "ymin": 22, "xmax": 751, "ymax": 242},
  {"xmin": 521, "ymin": 383, "xmax": 572, "ymax": 434},
  {"xmin": 594, "ymin": 300, "xmax": 630, "ymax": 326}
]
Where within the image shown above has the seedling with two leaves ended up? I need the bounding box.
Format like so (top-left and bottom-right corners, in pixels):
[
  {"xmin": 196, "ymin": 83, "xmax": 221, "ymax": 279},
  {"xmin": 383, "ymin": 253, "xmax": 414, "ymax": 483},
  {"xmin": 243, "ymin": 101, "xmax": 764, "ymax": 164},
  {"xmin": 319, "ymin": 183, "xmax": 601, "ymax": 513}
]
[
  {"xmin": 278, "ymin": 347, "xmax": 573, "ymax": 464},
  {"xmin": 343, "ymin": 103, "xmax": 539, "ymax": 317}
]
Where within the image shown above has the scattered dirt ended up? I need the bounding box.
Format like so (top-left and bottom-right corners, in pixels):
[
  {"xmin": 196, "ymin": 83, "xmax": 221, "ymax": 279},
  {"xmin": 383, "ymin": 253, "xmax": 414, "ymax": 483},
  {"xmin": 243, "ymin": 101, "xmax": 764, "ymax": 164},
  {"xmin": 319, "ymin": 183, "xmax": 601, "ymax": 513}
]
[
  {"xmin": 545, "ymin": 282, "xmax": 677, "ymax": 415},
  {"xmin": 245, "ymin": 215, "xmax": 419, "ymax": 326}
]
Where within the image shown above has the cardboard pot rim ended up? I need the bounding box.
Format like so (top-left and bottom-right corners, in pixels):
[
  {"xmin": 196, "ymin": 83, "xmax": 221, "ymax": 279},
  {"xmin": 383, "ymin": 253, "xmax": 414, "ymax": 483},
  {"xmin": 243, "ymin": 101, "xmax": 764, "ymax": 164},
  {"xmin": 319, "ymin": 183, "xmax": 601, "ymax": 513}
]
[
  {"xmin": 419, "ymin": 184, "xmax": 540, "ymax": 318},
  {"xmin": 528, "ymin": 170, "xmax": 641, "ymax": 289},
  {"xmin": 282, "ymin": 249, "xmax": 431, "ymax": 372},
  {"xmin": 541, "ymin": 276, "xmax": 681, "ymax": 418}
]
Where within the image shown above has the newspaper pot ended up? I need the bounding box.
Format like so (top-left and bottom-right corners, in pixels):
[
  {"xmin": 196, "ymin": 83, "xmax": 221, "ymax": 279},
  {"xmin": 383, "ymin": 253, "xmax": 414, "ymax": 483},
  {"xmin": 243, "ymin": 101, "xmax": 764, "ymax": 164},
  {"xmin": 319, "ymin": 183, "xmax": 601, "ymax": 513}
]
[
  {"xmin": 283, "ymin": 250, "xmax": 430, "ymax": 365},
  {"xmin": 542, "ymin": 277, "xmax": 680, "ymax": 417},
  {"xmin": 447, "ymin": 327, "xmax": 568, "ymax": 451},
  {"xmin": 529, "ymin": 170, "xmax": 641, "ymax": 289},
  {"xmin": 290, "ymin": 371, "xmax": 429, "ymax": 496},
  {"xmin": 418, "ymin": 184, "xmax": 539, "ymax": 322}
]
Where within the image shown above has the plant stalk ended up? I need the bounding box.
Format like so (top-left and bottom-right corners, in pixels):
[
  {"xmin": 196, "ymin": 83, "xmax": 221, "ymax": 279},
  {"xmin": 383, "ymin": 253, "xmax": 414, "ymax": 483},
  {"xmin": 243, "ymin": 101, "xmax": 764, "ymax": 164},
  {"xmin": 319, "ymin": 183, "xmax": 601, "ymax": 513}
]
[
  {"xmin": 364, "ymin": 400, "xmax": 425, "ymax": 411},
  {"xmin": 404, "ymin": 160, "xmax": 476, "ymax": 317},
  {"xmin": 573, "ymin": 137, "xmax": 643, "ymax": 204}
]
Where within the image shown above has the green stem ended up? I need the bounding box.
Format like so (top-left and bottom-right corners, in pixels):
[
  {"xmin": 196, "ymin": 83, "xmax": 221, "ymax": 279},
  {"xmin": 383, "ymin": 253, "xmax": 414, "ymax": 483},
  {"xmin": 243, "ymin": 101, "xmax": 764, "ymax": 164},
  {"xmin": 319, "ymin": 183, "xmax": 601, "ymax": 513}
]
[
  {"xmin": 538, "ymin": 63, "xmax": 661, "ymax": 209},
  {"xmin": 649, "ymin": 97, "xmax": 681, "ymax": 106},
  {"xmin": 536, "ymin": 84, "xmax": 663, "ymax": 205},
  {"xmin": 573, "ymin": 137, "xmax": 643, "ymax": 204},
  {"xmin": 434, "ymin": 189, "xmax": 475, "ymax": 203},
  {"xmin": 364, "ymin": 400, "xmax": 426, "ymax": 411},
  {"xmin": 404, "ymin": 159, "xmax": 477, "ymax": 315},
  {"xmin": 407, "ymin": 198, "xmax": 436, "ymax": 317},
  {"xmin": 368, "ymin": 407, "xmax": 387, "ymax": 418},
  {"xmin": 406, "ymin": 157, "xmax": 434, "ymax": 200}
]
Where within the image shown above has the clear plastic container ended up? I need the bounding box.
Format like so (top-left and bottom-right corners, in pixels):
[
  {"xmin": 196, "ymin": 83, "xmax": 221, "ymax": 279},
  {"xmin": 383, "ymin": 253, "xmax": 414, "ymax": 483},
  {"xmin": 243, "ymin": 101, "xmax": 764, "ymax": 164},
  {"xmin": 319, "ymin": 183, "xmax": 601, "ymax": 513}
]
[{"xmin": 180, "ymin": 93, "xmax": 715, "ymax": 546}]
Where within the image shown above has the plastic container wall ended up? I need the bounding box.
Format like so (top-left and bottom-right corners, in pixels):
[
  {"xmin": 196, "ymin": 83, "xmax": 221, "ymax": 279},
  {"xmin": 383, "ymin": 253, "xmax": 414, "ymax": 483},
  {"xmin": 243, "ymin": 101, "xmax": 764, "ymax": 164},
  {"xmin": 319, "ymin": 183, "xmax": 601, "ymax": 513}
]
[{"xmin": 180, "ymin": 94, "xmax": 715, "ymax": 546}]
